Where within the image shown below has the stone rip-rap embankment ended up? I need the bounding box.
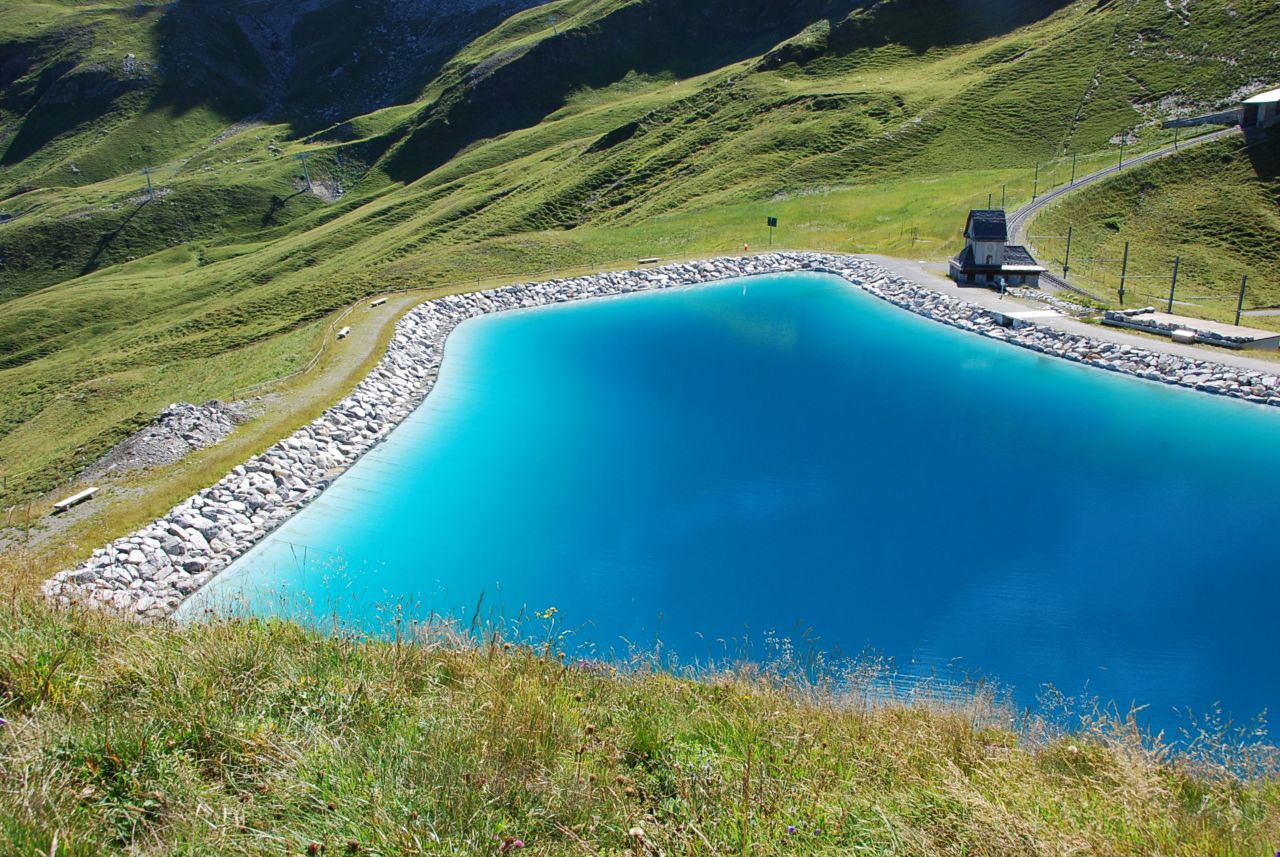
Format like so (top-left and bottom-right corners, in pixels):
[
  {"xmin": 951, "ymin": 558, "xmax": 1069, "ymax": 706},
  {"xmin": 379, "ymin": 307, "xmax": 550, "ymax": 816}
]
[{"xmin": 43, "ymin": 254, "xmax": 1280, "ymax": 618}]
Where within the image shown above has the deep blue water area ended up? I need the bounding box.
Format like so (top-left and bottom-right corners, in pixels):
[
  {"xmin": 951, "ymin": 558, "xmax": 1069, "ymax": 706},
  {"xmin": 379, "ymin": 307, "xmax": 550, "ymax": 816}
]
[{"xmin": 182, "ymin": 273, "xmax": 1280, "ymax": 733}]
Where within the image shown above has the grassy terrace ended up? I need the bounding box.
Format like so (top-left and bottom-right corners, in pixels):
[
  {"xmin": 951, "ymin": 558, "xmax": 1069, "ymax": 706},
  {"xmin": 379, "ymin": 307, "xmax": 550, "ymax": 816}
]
[{"xmin": 0, "ymin": 597, "xmax": 1277, "ymax": 855}]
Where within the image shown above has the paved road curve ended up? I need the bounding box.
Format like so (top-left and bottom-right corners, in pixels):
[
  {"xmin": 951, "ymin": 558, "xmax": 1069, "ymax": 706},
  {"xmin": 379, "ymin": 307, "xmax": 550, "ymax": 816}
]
[{"xmin": 1006, "ymin": 126, "xmax": 1240, "ymax": 245}]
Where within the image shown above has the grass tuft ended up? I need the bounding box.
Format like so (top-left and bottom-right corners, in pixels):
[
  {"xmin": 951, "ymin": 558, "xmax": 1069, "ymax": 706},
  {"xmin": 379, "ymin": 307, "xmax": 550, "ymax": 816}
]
[{"xmin": 0, "ymin": 596, "xmax": 1276, "ymax": 854}]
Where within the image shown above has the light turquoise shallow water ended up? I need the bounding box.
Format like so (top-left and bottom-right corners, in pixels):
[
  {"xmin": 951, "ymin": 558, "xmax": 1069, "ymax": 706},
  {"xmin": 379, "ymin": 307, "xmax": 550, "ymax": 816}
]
[{"xmin": 182, "ymin": 273, "xmax": 1280, "ymax": 731}]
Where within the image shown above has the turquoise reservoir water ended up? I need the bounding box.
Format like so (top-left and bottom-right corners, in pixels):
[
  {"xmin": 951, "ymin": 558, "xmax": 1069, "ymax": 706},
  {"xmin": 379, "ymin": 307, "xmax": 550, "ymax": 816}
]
[{"xmin": 184, "ymin": 273, "xmax": 1280, "ymax": 731}]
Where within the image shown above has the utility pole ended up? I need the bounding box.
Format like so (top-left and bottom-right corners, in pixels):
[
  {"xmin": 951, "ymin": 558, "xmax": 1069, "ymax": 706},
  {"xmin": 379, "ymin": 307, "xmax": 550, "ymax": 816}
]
[
  {"xmin": 988, "ymin": 193, "xmax": 992, "ymax": 209},
  {"xmin": 141, "ymin": 166, "xmax": 156, "ymax": 201},
  {"xmin": 1118, "ymin": 240, "xmax": 1130, "ymax": 306},
  {"xmin": 1235, "ymin": 275, "xmax": 1248, "ymax": 327},
  {"xmin": 1033, "ymin": 162, "xmax": 1040, "ymax": 201},
  {"xmin": 1118, "ymin": 140, "xmax": 1126, "ymax": 171},
  {"xmin": 1070, "ymin": 152, "xmax": 1077, "ymax": 186},
  {"xmin": 1063, "ymin": 225, "xmax": 1073, "ymax": 277},
  {"xmin": 1167, "ymin": 256, "xmax": 1180, "ymax": 314},
  {"xmin": 1174, "ymin": 126, "xmax": 1180, "ymax": 150},
  {"xmin": 1000, "ymin": 184, "xmax": 1006, "ymax": 210},
  {"xmin": 295, "ymin": 151, "xmax": 314, "ymax": 192}
]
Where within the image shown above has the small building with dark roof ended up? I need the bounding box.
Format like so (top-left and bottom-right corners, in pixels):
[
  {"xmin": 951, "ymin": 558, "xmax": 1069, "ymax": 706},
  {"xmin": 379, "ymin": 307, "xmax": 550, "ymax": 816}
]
[{"xmin": 949, "ymin": 209, "xmax": 1046, "ymax": 289}]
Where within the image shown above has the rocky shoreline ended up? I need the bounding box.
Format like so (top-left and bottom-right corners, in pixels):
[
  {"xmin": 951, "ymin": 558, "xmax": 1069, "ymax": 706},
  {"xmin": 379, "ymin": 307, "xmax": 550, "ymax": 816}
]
[{"xmin": 43, "ymin": 253, "xmax": 1280, "ymax": 619}]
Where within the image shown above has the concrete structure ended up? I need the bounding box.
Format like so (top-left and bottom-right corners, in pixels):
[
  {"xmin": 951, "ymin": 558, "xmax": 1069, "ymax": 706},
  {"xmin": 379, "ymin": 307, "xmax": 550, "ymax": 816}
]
[
  {"xmin": 1242, "ymin": 86, "xmax": 1280, "ymax": 130},
  {"xmin": 949, "ymin": 210, "xmax": 1046, "ymax": 288},
  {"xmin": 1162, "ymin": 86, "xmax": 1280, "ymax": 131},
  {"xmin": 1103, "ymin": 309, "xmax": 1280, "ymax": 351}
]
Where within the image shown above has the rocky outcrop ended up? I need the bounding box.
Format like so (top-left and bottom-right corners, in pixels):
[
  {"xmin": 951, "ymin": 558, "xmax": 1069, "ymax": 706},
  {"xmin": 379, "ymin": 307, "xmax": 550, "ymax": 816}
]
[
  {"xmin": 43, "ymin": 253, "xmax": 1280, "ymax": 620},
  {"xmin": 81, "ymin": 401, "xmax": 257, "ymax": 480}
]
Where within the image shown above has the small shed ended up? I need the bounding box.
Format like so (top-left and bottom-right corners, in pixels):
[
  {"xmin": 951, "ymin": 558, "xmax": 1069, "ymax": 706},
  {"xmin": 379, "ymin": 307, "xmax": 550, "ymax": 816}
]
[
  {"xmin": 1242, "ymin": 87, "xmax": 1280, "ymax": 129},
  {"xmin": 949, "ymin": 210, "xmax": 1046, "ymax": 289}
]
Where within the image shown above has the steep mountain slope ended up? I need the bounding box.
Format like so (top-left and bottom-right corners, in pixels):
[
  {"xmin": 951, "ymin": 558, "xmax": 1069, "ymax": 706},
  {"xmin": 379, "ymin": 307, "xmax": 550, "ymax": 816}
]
[
  {"xmin": 2, "ymin": 0, "xmax": 1279, "ymax": 505},
  {"xmin": 0, "ymin": 0, "xmax": 541, "ymax": 188}
]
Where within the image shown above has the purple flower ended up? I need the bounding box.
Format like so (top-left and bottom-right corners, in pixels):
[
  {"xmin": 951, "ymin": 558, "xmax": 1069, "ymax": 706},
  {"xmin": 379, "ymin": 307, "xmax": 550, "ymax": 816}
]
[{"xmin": 787, "ymin": 826, "xmax": 796, "ymax": 835}]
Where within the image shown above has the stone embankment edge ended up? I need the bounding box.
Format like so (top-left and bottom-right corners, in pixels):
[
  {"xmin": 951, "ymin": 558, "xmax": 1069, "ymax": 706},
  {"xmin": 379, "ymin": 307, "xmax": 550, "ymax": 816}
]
[{"xmin": 43, "ymin": 253, "xmax": 1280, "ymax": 619}]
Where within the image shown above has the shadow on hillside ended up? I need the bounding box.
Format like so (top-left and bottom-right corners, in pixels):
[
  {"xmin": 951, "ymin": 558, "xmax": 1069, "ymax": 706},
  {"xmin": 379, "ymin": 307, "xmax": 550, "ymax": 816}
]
[
  {"xmin": 382, "ymin": 0, "xmax": 867, "ymax": 182},
  {"xmin": 147, "ymin": 3, "xmax": 270, "ymax": 121},
  {"xmin": 146, "ymin": 0, "xmax": 541, "ymax": 137},
  {"xmin": 380, "ymin": 0, "xmax": 1076, "ymax": 184},
  {"xmin": 79, "ymin": 200, "xmax": 148, "ymax": 278},
  {"xmin": 261, "ymin": 190, "xmax": 306, "ymax": 228},
  {"xmin": 828, "ymin": 0, "xmax": 1075, "ymax": 55},
  {"xmin": 1243, "ymin": 128, "xmax": 1280, "ymax": 208},
  {"xmin": 0, "ymin": 66, "xmax": 124, "ymax": 167}
]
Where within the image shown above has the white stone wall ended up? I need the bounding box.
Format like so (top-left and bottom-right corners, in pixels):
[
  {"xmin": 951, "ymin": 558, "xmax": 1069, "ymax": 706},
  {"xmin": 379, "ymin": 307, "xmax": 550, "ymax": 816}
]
[{"xmin": 43, "ymin": 253, "xmax": 1280, "ymax": 621}]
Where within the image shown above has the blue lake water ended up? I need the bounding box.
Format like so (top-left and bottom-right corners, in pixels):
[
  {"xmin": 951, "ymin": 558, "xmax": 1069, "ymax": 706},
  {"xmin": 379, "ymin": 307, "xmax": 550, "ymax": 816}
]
[{"xmin": 182, "ymin": 273, "xmax": 1280, "ymax": 732}]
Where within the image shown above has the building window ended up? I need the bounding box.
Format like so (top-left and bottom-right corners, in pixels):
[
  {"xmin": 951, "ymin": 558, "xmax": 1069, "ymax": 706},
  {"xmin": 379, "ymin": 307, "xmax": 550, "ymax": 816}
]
[{"xmin": 985, "ymin": 255, "xmax": 993, "ymax": 265}]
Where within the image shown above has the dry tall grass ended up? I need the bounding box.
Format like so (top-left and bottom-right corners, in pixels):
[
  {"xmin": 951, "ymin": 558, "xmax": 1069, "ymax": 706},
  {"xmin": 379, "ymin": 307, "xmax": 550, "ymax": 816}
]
[{"xmin": 0, "ymin": 597, "xmax": 1276, "ymax": 855}]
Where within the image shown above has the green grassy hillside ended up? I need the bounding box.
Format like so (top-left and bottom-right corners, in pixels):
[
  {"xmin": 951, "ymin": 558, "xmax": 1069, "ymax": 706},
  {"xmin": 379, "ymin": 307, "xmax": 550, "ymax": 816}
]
[
  {"xmin": 1, "ymin": 596, "xmax": 1276, "ymax": 855},
  {"xmin": 1029, "ymin": 132, "xmax": 1280, "ymax": 320},
  {"xmin": 3, "ymin": 0, "xmax": 1280, "ymax": 507}
]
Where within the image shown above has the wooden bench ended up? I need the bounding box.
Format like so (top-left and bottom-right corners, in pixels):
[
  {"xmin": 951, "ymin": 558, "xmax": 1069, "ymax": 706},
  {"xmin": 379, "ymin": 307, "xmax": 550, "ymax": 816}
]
[
  {"xmin": 52, "ymin": 486, "xmax": 98, "ymax": 515},
  {"xmin": 336, "ymin": 326, "xmax": 352, "ymax": 340}
]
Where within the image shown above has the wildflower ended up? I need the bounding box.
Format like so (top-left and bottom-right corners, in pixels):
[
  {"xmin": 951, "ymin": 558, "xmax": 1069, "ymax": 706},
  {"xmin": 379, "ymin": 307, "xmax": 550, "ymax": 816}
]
[
  {"xmin": 629, "ymin": 826, "xmax": 645, "ymax": 838},
  {"xmin": 499, "ymin": 836, "xmax": 525, "ymax": 853},
  {"xmin": 0, "ymin": 717, "xmax": 7, "ymax": 729},
  {"xmin": 307, "ymin": 844, "xmax": 321, "ymax": 856},
  {"xmin": 787, "ymin": 826, "xmax": 796, "ymax": 835}
]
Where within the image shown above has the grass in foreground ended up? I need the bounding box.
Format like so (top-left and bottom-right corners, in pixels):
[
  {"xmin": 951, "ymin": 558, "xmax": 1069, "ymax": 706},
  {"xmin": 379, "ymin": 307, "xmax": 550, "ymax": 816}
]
[{"xmin": 0, "ymin": 596, "xmax": 1277, "ymax": 855}]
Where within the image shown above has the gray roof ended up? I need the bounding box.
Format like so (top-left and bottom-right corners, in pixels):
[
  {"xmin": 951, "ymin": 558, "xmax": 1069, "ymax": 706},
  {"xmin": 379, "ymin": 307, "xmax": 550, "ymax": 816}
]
[
  {"xmin": 1003, "ymin": 245, "xmax": 1041, "ymax": 268},
  {"xmin": 951, "ymin": 244, "xmax": 1045, "ymax": 273},
  {"xmin": 965, "ymin": 209, "xmax": 1008, "ymax": 241}
]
